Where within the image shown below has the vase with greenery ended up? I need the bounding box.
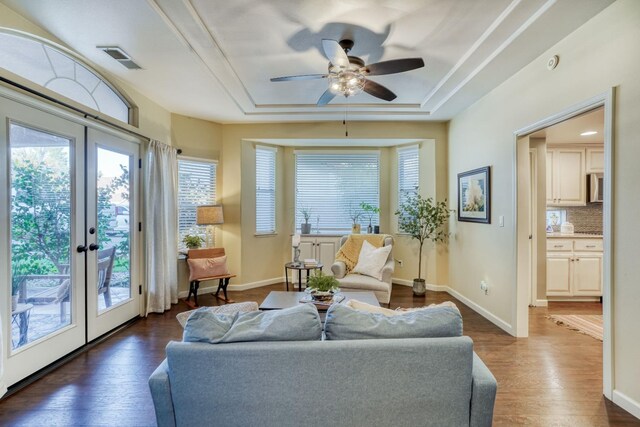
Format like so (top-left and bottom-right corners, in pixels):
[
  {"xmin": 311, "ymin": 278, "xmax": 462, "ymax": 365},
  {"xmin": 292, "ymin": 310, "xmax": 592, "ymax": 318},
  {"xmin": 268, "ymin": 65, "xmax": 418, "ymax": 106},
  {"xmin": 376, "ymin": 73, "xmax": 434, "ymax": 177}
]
[
  {"xmin": 300, "ymin": 207, "xmax": 312, "ymax": 234},
  {"xmin": 183, "ymin": 234, "xmax": 204, "ymax": 249},
  {"xmin": 348, "ymin": 203, "xmax": 362, "ymax": 234},
  {"xmin": 395, "ymin": 193, "xmax": 450, "ymax": 296},
  {"xmin": 306, "ymin": 270, "xmax": 340, "ymax": 301},
  {"xmin": 360, "ymin": 202, "xmax": 380, "ymax": 234}
]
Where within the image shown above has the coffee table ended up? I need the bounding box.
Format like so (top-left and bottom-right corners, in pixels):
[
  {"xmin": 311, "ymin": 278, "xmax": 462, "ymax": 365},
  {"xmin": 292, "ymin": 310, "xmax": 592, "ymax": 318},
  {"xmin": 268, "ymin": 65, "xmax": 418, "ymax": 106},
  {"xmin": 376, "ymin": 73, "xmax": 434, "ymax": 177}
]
[{"xmin": 259, "ymin": 291, "xmax": 379, "ymax": 312}]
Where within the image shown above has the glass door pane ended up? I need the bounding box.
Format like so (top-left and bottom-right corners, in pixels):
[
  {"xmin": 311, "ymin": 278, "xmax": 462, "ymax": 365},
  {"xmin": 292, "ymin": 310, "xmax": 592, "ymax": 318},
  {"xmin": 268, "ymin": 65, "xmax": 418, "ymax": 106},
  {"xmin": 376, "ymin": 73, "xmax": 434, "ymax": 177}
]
[
  {"xmin": 10, "ymin": 123, "xmax": 73, "ymax": 348},
  {"xmin": 1, "ymin": 95, "xmax": 86, "ymax": 387},
  {"xmin": 86, "ymin": 128, "xmax": 140, "ymax": 341},
  {"xmin": 96, "ymin": 147, "xmax": 131, "ymax": 312}
]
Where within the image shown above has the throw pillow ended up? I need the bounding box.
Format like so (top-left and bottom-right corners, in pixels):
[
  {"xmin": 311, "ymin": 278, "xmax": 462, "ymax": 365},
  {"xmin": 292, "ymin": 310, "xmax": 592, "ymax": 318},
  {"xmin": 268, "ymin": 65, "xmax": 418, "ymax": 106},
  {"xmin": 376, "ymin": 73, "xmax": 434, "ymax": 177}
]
[
  {"xmin": 324, "ymin": 303, "xmax": 463, "ymax": 340},
  {"xmin": 187, "ymin": 256, "xmax": 229, "ymax": 281},
  {"xmin": 351, "ymin": 240, "xmax": 392, "ymax": 281},
  {"xmin": 183, "ymin": 303, "xmax": 322, "ymax": 343},
  {"xmin": 176, "ymin": 301, "xmax": 259, "ymax": 328}
]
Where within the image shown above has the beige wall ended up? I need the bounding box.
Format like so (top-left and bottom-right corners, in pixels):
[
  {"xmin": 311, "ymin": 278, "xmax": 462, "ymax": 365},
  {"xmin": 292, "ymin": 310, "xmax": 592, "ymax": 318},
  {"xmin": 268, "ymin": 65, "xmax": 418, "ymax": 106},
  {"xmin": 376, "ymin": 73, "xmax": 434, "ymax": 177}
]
[
  {"xmin": 448, "ymin": 0, "xmax": 640, "ymax": 407},
  {"xmin": 171, "ymin": 114, "xmax": 223, "ymax": 293},
  {"xmin": 221, "ymin": 121, "xmax": 449, "ymax": 286}
]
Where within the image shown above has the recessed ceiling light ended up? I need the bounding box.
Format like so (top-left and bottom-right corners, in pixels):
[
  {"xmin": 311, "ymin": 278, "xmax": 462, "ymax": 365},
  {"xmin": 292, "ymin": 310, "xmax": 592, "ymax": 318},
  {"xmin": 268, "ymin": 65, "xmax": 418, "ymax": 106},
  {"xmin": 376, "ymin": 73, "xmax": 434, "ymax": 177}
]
[{"xmin": 580, "ymin": 131, "xmax": 597, "ymax": 136}]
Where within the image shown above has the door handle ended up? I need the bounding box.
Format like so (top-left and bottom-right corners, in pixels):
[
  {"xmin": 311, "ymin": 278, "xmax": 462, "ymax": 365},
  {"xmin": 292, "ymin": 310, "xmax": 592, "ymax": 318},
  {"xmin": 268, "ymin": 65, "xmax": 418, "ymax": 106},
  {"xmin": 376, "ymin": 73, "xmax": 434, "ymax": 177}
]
[
  {"xmin": 77, "ymin": 245, "xmax": 88, "ymax": 253},
  {"xmin": 89, "ymin": 243, "xmax": 100, "ymax": 251}
]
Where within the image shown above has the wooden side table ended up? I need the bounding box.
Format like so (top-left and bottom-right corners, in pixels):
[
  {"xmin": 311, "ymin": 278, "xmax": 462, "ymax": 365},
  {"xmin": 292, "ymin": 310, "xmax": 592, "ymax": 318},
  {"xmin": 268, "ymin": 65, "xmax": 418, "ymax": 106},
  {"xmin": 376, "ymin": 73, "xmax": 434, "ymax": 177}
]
[
  {"xmin": 11, "ymin": 303, "xmax": 33, "ymax": 348},
  {"xmin": 284, "ymin": 262, "xmax": 323, "ymax": 292}
]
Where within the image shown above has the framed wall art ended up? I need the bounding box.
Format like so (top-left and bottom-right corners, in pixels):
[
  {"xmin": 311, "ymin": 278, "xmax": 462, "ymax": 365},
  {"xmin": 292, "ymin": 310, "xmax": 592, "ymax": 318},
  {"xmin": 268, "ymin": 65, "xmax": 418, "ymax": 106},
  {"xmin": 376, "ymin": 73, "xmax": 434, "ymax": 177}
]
[{"xmin": 458, "ymin": 166, "xmax": 490, "ymax": 224}]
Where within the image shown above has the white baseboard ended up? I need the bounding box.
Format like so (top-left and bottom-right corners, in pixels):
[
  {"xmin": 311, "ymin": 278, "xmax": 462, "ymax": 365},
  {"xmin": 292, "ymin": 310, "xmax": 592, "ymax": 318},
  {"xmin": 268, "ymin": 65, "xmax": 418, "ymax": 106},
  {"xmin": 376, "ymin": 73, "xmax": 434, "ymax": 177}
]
[
  {"xmin": 613, "ymin": 390, "xmax": 640, "ymax": 420},
  {"xmin": 392, "ymin": 278, "xmax": 448, "ymax": 292},
  {"xmin": 178, "ymin": 277, "xmax": 284, "ymax": 298},
  {"xmin": 228, "ymin": 277, "xmax": 285, "ymax": 291},
  {"xmin": 444, "ymin": 287, "xmax": 514, "ymax": 335},
  {"xmin": 534, "ymin": 299, "xmax": 548, "ymax": 307}
]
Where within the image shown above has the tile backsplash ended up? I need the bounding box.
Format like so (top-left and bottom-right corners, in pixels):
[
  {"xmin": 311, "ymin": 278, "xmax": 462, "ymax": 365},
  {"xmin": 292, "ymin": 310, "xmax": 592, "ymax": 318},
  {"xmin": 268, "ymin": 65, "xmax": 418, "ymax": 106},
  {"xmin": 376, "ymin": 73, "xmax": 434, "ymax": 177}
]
[{"xmin": 547, "ymin": 203, "xmax": 603, "ymax": 234}]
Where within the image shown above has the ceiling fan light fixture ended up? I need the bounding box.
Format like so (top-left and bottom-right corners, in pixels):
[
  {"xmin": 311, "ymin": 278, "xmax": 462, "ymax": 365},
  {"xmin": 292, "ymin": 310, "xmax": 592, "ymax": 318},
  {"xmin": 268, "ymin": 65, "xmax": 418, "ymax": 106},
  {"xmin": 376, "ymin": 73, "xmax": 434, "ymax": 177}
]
[{"xmin": 328, "ymin": 66, "xmax": 366, "ymax": 97}]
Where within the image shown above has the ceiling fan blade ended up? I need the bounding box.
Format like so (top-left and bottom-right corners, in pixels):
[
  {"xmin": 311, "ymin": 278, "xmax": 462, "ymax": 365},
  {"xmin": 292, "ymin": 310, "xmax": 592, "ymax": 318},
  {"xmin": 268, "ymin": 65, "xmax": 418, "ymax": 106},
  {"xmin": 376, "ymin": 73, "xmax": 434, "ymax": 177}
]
[
  {"xmin": 366, "ymin": 58, "xmax": 425, "ymax": 76},
  {"xmin": 321, "ymin": 39, "xmax": 349, "ymax": 68},
  {"xmin": 270, "ymin": 74, "xmax": 328, "ymax": 82},
  {"xmin": 363, "ymin": 79, "xmax": 397, "ymax": 101},
  {"xmin": 317, "ymin": 89, "xmax": 337, "ymax": 106}
]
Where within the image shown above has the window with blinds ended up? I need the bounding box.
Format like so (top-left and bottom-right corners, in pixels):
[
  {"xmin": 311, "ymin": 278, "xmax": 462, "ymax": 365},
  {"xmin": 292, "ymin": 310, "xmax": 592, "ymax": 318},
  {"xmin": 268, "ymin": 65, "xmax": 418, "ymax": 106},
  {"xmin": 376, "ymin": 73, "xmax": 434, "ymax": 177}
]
[
  {"xmin": 256, "ymin": 146, "xmax": 276, "ymax": 234},
  {"xmin": 397, "ymin": 145, "xmax": 419, "ymax": 215},
  {"xmin": 177, "ymin": 159, "xmax": 217, "ymax": 246},
  {"xmin": 295, "ymin": 152, "xmax": 379, "ymax": 233}
]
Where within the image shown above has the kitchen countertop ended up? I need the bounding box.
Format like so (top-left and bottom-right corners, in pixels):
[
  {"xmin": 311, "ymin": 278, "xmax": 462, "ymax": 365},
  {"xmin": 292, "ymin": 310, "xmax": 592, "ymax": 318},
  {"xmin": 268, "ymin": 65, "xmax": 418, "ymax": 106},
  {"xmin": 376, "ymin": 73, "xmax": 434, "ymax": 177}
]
[{"xmin": 547, "ymin": 233, "xmax": 603, "ymax": 239}]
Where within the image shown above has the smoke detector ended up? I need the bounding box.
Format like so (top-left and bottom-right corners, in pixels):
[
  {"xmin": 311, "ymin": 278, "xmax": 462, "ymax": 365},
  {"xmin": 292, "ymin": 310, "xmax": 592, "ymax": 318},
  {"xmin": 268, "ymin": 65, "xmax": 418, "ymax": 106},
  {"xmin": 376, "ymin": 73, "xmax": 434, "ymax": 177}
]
[{"xmin": 97, "ymin": 46, "xmax": 142, "ymax": 70}]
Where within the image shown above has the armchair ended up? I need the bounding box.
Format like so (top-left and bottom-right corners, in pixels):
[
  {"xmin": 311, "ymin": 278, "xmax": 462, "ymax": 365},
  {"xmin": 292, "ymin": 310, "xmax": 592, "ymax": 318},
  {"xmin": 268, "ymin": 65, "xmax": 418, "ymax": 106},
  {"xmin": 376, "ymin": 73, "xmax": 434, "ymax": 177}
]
[{"xmin": 331, "ymin": 235, "xmax": 394, "ymax": 304}]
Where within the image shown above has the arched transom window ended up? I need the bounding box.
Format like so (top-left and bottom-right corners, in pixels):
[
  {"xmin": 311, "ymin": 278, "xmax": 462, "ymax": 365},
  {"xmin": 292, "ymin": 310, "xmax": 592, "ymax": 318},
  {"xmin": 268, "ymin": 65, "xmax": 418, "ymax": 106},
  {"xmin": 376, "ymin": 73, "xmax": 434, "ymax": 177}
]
[{"xmin": 0, "ymin": 31, "xmax": 131, "ymax": 124}]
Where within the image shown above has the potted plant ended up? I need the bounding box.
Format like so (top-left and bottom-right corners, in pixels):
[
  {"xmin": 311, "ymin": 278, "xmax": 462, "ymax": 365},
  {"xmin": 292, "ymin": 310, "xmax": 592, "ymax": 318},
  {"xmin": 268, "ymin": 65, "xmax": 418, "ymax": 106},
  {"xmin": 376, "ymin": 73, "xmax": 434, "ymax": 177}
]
[
  {"xmin": 306, "ymin": 270, "xmax": 339, "ymax": 301},
  {"xmin": 348, "ymin": 204, "xmax": 362, "ymax": 234},
  {"xmin": 395, "ymin": 194, "xmax": 450, "ymax": 296},
  {"xmin": 300, "ymin": 207, "xmax": 312, "ymax": 234},
  {"xmin": 183, "ymin": 234, "xmax": 204, "ymax": 249},
  {"xmin": 360, "ymin": 202, "xmax": 380, "ymax": 234}
]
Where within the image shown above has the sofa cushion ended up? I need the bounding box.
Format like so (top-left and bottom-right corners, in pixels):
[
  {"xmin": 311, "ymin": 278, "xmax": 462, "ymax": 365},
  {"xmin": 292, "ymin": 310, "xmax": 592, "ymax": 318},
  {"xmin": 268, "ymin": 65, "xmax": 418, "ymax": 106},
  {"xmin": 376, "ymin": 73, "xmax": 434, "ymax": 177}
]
[
  {"xmin": 345, "ymin": 299, "xmax": 460, "ymax": 317},
  {"xmin": 336, "ymin": 273, "xmax": 392, "ymax": 292},
  {"xmin": 324, "ymin": 303, "xmax": 463, "ymax": 340},
  {"xmin": 176, "ymin": 301, "xmax": 259, "ymax": 327},
  {"xmin": 183, "ymin": 303, "xmax": 322, "ymax": 343},
  {"xmin": 352, "ymin": 240, "xmax": 392, "ymax": 280}
]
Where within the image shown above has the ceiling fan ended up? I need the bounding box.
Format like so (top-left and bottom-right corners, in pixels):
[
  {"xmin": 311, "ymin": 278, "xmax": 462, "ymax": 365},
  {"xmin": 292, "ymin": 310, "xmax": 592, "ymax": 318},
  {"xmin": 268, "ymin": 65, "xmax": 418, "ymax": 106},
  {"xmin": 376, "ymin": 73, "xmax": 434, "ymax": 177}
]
[{"xmin": 270, "ymin": 39, "xmax": 425, "ymax": 105}]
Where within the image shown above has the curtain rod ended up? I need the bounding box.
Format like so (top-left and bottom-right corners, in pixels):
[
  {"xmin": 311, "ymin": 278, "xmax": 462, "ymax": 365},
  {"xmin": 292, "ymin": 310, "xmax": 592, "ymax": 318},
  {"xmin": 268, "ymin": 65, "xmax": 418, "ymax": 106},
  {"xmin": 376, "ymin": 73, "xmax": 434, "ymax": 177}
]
[{"xmin": 0, "ymin": 76, "xmax": 152, "ymax": 142}]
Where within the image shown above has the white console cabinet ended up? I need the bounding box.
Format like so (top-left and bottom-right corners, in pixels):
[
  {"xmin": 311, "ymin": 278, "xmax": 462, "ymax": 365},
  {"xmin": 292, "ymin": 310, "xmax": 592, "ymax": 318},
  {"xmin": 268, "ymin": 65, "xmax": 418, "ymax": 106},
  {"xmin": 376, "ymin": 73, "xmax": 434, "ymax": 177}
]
[{"xmin": 294, "ymin": 235, "xmax": 343, "ymax": 276}]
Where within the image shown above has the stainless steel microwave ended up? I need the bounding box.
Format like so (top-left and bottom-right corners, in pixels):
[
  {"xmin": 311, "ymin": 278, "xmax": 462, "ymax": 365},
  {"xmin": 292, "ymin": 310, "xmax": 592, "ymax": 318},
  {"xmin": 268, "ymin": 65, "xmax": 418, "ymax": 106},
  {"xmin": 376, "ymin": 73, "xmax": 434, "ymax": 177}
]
[{"xmin": 589, "ymin": 173, "xmax": 604, "ymax": 203}]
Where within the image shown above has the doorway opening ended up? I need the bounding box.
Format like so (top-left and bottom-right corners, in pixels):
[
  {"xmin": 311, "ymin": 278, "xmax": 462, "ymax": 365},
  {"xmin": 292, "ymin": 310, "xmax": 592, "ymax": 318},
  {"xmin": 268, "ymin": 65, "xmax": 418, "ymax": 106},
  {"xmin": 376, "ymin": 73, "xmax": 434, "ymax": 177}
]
[{"xmin": 514, "ymin": 90, "xmax": 613, "ymax": 399}]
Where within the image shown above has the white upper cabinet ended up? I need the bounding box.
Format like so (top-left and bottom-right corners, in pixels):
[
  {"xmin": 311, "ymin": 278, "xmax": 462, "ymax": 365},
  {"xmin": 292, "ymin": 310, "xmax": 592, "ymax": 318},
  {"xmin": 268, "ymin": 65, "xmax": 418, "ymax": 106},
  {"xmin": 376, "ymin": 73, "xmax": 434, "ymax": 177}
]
[
  {"xmin": 586, "ymin": 148, "xmax": 604, "ymax": 173},
  {"xmin": 547, "ymin": 148, "xmax": 586, "ymax": 206}
]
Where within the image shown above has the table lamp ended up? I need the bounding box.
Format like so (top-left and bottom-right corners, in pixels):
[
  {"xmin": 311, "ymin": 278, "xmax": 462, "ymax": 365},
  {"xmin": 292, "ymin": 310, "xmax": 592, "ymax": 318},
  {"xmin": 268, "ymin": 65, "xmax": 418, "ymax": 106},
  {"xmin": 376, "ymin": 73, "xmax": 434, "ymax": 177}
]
[{"xmin": 196, "ymin": 204, "xmax": 224, "ymax": 248}]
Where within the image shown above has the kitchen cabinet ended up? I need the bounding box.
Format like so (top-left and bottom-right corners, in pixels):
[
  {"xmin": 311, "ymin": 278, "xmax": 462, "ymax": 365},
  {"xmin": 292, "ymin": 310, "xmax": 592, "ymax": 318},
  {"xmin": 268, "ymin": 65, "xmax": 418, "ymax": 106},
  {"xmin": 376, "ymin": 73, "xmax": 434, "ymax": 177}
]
[
  {"xmin": 586, "ymin": 148, "xmax": 604, "ymax": 173},
  {"xmin": 546, "ymin": 148, "xmax": 586, "ymax": 206},
  {"xmin": 546, "ymin": 238, "xmax": 602, "ymax": 297}
]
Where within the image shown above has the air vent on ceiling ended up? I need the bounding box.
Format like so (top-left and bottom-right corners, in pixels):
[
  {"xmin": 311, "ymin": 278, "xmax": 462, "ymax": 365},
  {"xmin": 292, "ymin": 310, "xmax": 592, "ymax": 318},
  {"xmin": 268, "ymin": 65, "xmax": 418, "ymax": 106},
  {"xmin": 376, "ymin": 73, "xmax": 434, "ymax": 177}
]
[{"xmin": 97, "ymin": 46, "xmax": 142, "ymax": 70}]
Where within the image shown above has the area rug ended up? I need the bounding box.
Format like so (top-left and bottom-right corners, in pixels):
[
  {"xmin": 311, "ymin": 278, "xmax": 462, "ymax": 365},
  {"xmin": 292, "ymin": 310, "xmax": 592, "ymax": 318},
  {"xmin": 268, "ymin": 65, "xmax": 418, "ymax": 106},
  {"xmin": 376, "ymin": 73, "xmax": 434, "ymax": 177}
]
[{"xmin": 547, "ymin": 314, "xmax": 603, "ymax": 341}]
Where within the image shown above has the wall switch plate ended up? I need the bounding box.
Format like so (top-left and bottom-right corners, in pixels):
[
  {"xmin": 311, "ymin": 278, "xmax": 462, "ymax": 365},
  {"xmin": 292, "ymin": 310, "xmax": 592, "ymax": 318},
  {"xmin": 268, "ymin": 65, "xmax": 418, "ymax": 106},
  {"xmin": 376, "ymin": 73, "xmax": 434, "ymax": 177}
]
[{"xmin": 499, "ymin": 215, "xmax": 504, "ymax": 227}]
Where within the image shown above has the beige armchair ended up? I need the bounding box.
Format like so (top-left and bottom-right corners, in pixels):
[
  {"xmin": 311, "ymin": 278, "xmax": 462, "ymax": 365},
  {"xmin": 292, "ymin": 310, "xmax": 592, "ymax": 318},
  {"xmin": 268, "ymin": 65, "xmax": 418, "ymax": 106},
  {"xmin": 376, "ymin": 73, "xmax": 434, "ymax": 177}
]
[{"xmin": 331, "ymin": 235, "xmax": 394, "ymax": 304}]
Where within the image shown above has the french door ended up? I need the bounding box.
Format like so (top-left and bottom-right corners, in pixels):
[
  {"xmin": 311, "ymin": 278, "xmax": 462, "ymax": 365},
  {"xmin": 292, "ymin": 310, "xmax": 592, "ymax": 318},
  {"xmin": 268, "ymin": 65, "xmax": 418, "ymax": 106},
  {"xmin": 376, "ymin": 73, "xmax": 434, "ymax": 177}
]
[
  {"xmin": 86, "ymin": 128, "xmax": 140, "ymax": 341},
  {"xmin": 1, "ymin": 94, "xmax": 141, "ymax": 386}
]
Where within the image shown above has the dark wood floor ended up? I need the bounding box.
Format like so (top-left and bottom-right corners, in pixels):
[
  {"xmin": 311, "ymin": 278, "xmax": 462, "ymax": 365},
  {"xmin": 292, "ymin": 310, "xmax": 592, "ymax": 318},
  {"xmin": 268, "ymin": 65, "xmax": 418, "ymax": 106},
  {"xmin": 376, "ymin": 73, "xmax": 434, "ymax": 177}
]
[{"xmin": 1, "ymin": 284, "xmax": 638, "ymax": 426}]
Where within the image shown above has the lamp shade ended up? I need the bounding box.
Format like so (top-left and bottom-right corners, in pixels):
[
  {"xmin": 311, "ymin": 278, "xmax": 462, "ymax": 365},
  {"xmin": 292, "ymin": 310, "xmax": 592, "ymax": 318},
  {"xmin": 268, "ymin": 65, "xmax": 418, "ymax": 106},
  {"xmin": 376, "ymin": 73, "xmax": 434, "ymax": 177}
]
[{"xmin": 196, "ymin": 205, "xmax": 224, "ymax": 225}]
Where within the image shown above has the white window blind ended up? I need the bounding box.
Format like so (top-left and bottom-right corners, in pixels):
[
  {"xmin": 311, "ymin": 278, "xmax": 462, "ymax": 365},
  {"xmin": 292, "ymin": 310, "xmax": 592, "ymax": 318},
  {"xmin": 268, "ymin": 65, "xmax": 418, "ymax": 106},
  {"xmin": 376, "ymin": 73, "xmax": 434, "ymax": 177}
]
[
  {"xmin": 177, "ymin": 159, "xmax": 216, "ymax": 246},
  {"xmin": 295, "ymin": 152, "xmax": 379, "ymax": 233},
  {"xmin": 256, "ymin": 146, "xmax": 276, "ymax": 234},
  {"xmin": 398, "ymin": 145, "xmax": 419, "ymax": 212}
]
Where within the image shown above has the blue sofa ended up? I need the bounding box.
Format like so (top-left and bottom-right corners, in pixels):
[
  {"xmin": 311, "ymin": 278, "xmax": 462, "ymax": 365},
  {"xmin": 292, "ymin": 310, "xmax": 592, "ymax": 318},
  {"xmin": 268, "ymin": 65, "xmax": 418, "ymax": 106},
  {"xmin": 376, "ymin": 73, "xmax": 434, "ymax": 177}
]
[{"xmin": 149, "ymin": 336, "xmax": 497, "ymax": 426}]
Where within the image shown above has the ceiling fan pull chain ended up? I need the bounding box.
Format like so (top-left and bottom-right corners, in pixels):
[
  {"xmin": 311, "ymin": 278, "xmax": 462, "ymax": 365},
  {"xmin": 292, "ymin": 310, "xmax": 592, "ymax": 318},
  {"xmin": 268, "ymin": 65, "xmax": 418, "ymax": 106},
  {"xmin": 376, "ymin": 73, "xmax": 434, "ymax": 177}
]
[{"xmin": 345, "ymin": 99, "xmax": 349, "ymax": 137}]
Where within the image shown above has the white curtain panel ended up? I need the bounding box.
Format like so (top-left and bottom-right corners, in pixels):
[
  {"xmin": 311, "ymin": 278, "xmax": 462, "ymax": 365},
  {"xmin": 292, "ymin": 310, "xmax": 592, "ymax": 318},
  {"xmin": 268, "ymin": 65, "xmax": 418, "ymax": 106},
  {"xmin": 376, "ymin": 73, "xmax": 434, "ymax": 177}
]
[{"xmin": 145, "ymin": 140, "xmax": 178, "ymax": 315}]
